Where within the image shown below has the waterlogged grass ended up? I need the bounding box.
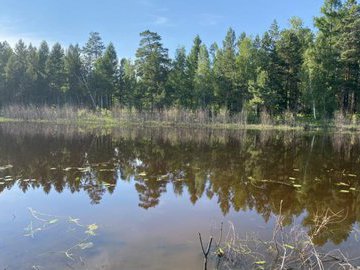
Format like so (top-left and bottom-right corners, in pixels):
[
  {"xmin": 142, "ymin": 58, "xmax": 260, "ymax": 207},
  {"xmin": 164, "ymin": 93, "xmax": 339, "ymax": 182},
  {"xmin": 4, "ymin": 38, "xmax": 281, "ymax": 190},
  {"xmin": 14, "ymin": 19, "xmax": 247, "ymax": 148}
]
[
  {"xmin": 0, "ymin": 117, "xmax": 19, "ymax": 123},
  {"xmin": 1, "ymin": 105, "xmax": 360, "ymax": 131},
  {"xmin": 0, "ymin": 116, "xmax": 306, "ymax": 130}
]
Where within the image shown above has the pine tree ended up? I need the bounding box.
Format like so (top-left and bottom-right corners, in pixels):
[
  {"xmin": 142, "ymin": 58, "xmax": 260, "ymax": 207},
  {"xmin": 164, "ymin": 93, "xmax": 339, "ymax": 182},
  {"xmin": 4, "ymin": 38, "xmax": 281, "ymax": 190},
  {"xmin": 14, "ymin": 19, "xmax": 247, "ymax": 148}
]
[
  {"xmin": 0, "ymin": 42, "xmax": 13, "ymax": 106},
  {"xmin": 194, "ymin": 44, "xmax": 213, "ymax": 109},
  {"xmin": 5, "ymin": 40, "xmax": 31, "ymax": 103},
  {"xmin": 46, "ymin": 43, "xmax": 66, "ymax": 105},
  {"xmin": 65, "ymin": 44, "xmax": 85, "ymax": 105},
  {"xmin": 92, "ymin": 43, "xmax": 119, "ymax": 108},
  {"xmin": 337, "ymin": 0, "xmax": 360, "ymax": 112},
  {"xmin": 315, "ymin": 0, "xmax": 344, "ymax": 113},
  {"xmin": 236, "ymin": 34, "xmax": 257, "ymax": 112},
  {"xmin": 82, "ymin": 32, "xmax": 105, "ymax": 75},
  {"xmin": 167, "ymin": 47, "xmax": 187, "ymax": 107},
  {"xmin": 135, "ymin": 30, "xmax": 170, "ymax": 110},
  {"xmin": 185, "ymin": 35, "xmax": 202, "ymax": 109},
  {"xmin": 213, "ymin": 28, "xmax": 238, "ymax": 113}
]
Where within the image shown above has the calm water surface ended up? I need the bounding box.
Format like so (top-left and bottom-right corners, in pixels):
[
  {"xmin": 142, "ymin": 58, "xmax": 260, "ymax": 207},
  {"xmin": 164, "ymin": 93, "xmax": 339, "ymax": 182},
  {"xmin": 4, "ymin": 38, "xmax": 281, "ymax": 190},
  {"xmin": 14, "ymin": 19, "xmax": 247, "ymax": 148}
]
[{"xmin": 0, "ymin": 123, "xmax": 360, "ymax": 269}]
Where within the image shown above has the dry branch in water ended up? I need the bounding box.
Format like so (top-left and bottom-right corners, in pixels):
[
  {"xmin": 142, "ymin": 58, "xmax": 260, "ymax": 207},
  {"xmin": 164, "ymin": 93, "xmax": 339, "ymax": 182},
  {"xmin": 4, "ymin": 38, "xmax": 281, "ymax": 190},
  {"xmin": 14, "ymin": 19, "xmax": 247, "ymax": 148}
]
[{"xmin": 205, "ymin": 203, "xmax": 360, "ymax": 270}]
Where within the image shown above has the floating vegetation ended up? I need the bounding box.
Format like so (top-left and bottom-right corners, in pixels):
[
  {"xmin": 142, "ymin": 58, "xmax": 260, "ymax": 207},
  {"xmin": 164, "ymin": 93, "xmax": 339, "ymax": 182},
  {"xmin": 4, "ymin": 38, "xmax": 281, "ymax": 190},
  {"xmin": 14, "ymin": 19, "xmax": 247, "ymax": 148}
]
[
  {"xmin": 339, "ymin": 190, "xmax": 350, "ymax": 193},
  {"xmin": 77, "ymin": 167, "xmax": 90, "ymax": 173},
  {"xmin": 289, "ymin": 177, "xmax": 296, "ymax": 180},
  {"xmin": 336, "ymin": 182, "xmax": 350, "ymax": 187},
  {"xmin": 85, "ymin": 224, "xmax": 98, "ymax": 236},
  {"xmin": 211, "ymin": 207, "xmax": 360, "ymax": 270},
  {"xmin": 0, "ymin": 164, "xmax": 13, "ymax": 171},
  {"xmin": 24, "ymin": 208, "xmax": 99, "ymax": 265},
  {"xmin": 103, "ymin": 182, "xmax": 115, "ymax": 187},
  {"xmin": 293, "ymin": 184, "xmax": 302, "ymax": 188},
  {"xmin": 157, "ymin": 174, "xmax": 168, "ymax": 181},
  {"xmin": 99, "ymin": 168, "xmax": 115, "ymax": 172}
]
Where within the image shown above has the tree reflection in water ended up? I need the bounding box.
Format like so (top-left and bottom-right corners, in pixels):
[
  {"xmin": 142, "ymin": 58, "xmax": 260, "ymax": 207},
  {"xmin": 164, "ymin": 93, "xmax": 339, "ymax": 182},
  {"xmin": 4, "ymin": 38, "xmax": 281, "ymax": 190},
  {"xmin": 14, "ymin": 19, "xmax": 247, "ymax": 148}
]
[{"xmin": 1, "ymin": 123, "xmax": 360, "ymax": 246}]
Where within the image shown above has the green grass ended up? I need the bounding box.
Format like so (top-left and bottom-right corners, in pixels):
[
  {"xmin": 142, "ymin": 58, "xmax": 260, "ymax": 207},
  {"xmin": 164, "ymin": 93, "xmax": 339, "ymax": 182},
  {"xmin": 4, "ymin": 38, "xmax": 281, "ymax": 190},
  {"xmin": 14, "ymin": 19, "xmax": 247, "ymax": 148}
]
[{"xmin": 0, "ymin": 117, "xmax": 19, "ymax": 123}]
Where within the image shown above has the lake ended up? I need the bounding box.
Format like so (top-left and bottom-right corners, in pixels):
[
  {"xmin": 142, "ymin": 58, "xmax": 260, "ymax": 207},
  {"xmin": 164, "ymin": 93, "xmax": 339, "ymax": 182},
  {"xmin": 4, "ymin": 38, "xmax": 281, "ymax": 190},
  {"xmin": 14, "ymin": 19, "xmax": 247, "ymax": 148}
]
[{"xmin": 0, "ymin": 123, "xmax": 359, "ymax": 269}]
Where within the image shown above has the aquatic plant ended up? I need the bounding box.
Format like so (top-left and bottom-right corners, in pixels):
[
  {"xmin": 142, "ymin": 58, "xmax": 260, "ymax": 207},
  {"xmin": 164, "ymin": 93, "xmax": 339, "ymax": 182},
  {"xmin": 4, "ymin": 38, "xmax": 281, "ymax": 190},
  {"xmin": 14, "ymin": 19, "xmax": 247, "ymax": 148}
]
[
  {"xmin": 202, "ymin": 203, "xmax": 360, "ymax": 270},
  {"xmin": 24, "ymin": 208, "xmax": 99, "ymax": 266}
]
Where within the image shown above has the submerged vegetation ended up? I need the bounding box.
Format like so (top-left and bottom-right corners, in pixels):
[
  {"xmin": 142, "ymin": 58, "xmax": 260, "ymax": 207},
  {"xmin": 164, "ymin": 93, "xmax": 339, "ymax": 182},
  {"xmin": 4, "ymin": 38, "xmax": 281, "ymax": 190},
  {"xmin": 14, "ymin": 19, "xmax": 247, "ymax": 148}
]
[
  {"xmin": 3, "ymin": 104, "xmax": 360, "ymax": 131},
  {"xmin": 25, "ymin": 207, "xmax": 98, "ymax": 269},
  {"xmin": 1, "ymin": 125, "xmax": 360, "ymax": 245},
  {"xmin": 205, "ymin": 207, "xmax": 360, "ymax": 270},
  {"xmin": 0, "ymin": 0, "xmax": 359, "ymax": 125},
  {"xmin": 2, "ymin": 125, "xmax": 360, "ymax": 268}
]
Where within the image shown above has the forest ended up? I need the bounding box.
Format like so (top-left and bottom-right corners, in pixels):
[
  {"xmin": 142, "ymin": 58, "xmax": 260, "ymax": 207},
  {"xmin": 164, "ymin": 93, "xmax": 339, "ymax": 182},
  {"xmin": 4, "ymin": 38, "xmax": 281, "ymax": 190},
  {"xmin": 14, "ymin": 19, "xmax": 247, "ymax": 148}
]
[{"xmin": 0, "ymin": 0, "xmax": 359, "ymax": 120}]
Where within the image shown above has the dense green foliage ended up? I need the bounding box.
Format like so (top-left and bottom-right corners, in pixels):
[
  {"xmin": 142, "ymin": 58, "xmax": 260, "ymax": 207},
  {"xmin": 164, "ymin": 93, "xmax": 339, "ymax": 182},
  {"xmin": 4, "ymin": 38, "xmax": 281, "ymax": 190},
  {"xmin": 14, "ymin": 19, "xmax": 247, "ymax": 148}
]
[{"xmin": 0, "ymin": 0, "xmax": 359, "ymax": 118}]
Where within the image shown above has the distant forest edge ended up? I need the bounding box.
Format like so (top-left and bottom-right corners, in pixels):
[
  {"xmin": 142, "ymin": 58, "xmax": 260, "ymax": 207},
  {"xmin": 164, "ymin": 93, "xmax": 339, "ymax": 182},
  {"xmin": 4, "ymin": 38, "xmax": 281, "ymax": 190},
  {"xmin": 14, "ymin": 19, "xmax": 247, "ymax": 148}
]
[{"xmin": 0, "ymin": 0, "xmax": 359, "ymax": 126}]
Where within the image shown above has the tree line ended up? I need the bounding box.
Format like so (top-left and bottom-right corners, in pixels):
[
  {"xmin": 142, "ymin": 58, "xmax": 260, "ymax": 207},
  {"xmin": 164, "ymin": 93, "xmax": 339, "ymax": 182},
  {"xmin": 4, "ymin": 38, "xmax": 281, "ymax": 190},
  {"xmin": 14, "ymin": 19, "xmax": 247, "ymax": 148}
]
[{"xmin": 0, "ymin": 0, "xmax": 359, "ymax": 119}]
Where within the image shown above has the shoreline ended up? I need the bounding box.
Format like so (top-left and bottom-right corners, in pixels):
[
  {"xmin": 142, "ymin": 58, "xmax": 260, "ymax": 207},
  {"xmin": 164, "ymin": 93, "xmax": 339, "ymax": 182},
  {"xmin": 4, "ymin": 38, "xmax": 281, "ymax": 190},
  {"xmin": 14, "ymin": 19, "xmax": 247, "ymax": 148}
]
[{"xmin": 1, "ymin": 116, "xmax": 359, "ymax": 132}]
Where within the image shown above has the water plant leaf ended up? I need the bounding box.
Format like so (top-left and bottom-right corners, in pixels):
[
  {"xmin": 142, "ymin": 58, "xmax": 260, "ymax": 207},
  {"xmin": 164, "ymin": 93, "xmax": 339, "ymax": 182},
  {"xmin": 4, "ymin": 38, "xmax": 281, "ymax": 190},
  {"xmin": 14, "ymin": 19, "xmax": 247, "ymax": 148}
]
[
  {"xmin": 100, "ymin": 169, "xmax": 115, "ymax": 172},
  {"xmin": 216, "ymin": 247, "xmax": 225, "ymax": 257},
  {"xmin": 65, "ymin": 251, "xmax": 74, "ymax": 261},
  {"xmin": 78, "ymin": 242, "xmax": 94, "ymax": 250},
  {"xmin": 336, "ymin": 182, "xmax": 350, "ymax": 186},
  {"xmin": 103, "ymin": 182, "xmax": 115, "ymax": 187},
  {"xmin": 293, "ymin": 184, "xmax": 302, "ymax": 188},
  {"xmin": 24, "ymin": 222, "xmax": 42, "ymax": 238},
  {"xmin": 85, "ymin": 223, "xmax": 98, "ymax": 235},
  {"xmin": 339, "ymin": 190, "xmax": 350, "ymax": 193},
  {"xmin": 48, "ymin": 219, "xmax": 59, "ymax": 224},
  {"xmin": 284, "ymin": 244, "xmax": 295, "ymax": 249},
  {"xmin": 0, "ymin": 164, "xmax": 13, "ymax": 171},
  {"xmin": 69, "ymin": 217, "xmax": 82, "ymax": 226},
  {"xmin": 255, "ymin": 261, "xmax": 266, "ymax": 265}
]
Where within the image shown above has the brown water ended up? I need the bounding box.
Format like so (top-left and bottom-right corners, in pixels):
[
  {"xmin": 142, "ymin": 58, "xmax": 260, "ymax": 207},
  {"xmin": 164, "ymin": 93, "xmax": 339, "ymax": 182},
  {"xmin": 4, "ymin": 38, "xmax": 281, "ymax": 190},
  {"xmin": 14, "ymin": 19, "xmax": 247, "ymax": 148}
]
[{"xmin": 0, "ymin": 123, "xmax": 360, "ymax": 269}]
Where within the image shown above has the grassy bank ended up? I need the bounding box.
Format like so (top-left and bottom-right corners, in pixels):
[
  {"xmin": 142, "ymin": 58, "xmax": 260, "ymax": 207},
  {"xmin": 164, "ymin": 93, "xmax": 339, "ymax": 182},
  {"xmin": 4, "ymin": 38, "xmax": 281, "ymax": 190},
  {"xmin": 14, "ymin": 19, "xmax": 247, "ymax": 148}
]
[{"xmin": 0, "ymin": 105, "xmax": 358, "ymax": 131}]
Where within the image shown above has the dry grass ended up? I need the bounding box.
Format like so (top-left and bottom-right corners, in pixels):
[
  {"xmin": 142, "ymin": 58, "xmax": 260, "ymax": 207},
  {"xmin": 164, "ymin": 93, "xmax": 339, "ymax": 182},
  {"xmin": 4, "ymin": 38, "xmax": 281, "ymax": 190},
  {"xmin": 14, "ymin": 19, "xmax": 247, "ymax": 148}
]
[
  {"xmin": 1, "ymin": 105, "xmax": 249, "ymax": 126},
  {"xmin": 2, "ymin": 105, "xmax": 360, "ymax": 131},
  {"xmin": 207, "ymin": 203, "xmax": 360, "ymax": 270}
]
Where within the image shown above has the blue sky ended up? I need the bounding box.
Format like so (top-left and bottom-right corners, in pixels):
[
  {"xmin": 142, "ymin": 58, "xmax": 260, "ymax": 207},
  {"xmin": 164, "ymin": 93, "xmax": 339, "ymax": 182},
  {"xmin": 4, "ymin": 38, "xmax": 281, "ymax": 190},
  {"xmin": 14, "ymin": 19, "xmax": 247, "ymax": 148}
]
[{"xmin": 0, "ymin": 0, "xmax": 324, "ymax": 58}]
